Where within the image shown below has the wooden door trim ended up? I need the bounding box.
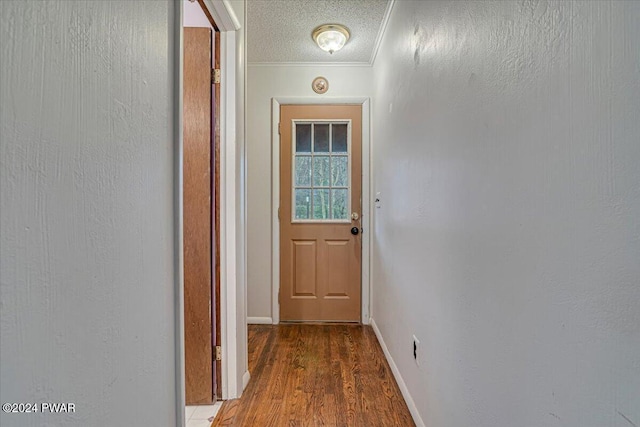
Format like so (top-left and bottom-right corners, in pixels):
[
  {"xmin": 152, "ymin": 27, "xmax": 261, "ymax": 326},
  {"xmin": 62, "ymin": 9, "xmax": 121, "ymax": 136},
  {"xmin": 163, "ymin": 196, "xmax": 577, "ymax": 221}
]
[
  {"xmin": 212, "ymin": 30, "xmax": 222, "ymax": 400},
  {"xmin": 197, "ymin": 0, "xmax": 220, "ymax": 31},
  {"xmin": 270, "ymin": 98, "xmax": 372, "ymax": 325}
]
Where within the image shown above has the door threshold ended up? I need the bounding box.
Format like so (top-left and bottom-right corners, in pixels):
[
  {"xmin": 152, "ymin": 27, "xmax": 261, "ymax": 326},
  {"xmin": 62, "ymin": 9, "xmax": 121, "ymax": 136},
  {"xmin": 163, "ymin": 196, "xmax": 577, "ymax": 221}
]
[{"xmin": 278, "ymin": 320, "xmax": 361, "ymax": 325}]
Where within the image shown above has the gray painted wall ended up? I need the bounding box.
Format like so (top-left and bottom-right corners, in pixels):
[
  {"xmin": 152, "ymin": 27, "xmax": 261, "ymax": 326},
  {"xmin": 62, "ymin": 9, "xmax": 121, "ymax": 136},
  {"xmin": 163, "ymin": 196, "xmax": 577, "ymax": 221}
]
[
  {"xmin": 1, "ymin": 1, "xmax": 177, "ymax": 426},
  {"xmin": 371, "ymin": 1, "xmax": 640, "ymax": 426}
]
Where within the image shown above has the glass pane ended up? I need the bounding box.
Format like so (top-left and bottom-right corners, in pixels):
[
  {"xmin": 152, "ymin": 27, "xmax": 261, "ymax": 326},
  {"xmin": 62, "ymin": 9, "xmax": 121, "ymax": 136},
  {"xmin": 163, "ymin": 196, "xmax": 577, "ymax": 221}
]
[
  {"xmin": 296, "ymin": 124, "xmax": 311, "ymax": 153},
  {"xmin": 332, "ymin": 124, "xmax": 348, "ymax": 153},
  {"xmin": 314, "ymin": 124, "xmax": 329, "ymax": 152},
  {"xmin": 331, "ymin": 189, "xmax": 348, "ymax": 220},
  {"xmin": 294, "ymin": 156, "xmax": 311, "ymax": 186},
  {"xmin": 313, "ymin": 189, "xmax": 330, "ymax": 220},
  {"xmin": 313, "ymin": 156, "xmax": 330, "ymax": 186},
  {"xmin": 294, "ymin": 189, "xmax": 311, "ymax": 220},
  {"xmin": 331, "ymin": 156, "xmax": 348, "ymax": 187}
]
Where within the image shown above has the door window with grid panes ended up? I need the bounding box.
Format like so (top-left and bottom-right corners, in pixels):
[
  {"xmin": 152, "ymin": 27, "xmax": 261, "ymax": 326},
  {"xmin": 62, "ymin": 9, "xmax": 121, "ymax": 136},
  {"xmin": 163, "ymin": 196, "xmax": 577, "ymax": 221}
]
[{"xmin": 292, "ymin": 121, "xmax": 350, "ymax": 222}]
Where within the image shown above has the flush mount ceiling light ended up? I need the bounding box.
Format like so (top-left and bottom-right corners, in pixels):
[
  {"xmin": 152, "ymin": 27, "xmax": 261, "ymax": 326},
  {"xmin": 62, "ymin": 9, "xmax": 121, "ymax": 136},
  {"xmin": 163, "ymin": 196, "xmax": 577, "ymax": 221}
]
[{"xmin": 312, "ymin": 24, "xmax": 350, "ymax": 54}]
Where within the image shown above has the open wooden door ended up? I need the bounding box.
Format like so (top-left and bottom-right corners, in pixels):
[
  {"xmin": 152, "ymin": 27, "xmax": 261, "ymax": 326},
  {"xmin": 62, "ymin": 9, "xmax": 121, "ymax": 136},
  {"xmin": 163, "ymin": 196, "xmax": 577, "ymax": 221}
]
[{"xmin": 183, "ymin": 26, "xmax": 221, "ymax": 404}]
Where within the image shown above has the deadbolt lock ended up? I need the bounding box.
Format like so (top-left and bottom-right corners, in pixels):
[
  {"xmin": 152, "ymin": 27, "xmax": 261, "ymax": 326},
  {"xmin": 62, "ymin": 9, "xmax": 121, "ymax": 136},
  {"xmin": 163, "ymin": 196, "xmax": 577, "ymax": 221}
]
[{"xmin": 351, "ymin": 212, "xmax": 359, "ymax": 221}]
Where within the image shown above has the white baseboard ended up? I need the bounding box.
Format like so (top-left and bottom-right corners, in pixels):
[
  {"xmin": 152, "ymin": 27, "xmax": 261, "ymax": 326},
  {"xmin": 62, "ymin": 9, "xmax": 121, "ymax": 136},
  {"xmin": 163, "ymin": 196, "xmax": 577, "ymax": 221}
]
[
  {"xmin": 247, "ymin": 316, "xmax": 273, "ymax": 324},
  {"xmin": 242, "ymin": 370, "xmax": 251, "ymax": 390},
  {"xmin": 370, "ymin": 317, "xmax": 426, "ymax": 427}
]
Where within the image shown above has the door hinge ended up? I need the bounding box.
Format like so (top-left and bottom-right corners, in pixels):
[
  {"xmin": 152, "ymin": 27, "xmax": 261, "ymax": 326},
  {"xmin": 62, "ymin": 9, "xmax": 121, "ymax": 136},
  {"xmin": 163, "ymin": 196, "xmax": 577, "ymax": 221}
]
[
  {"xmin": 215, "ymin": 345, "xmax": 222, "ymax": 361},
  {"xmin": 278, "ymin": 122, "xmax": 281, "ymax": 135},
  {"xmin": 212, "ymin": 68, "xmax": 221, "ymax": 84},
  {"xmin": 278, "ymin": 207, "xmax": 281, "ymax": 221}
]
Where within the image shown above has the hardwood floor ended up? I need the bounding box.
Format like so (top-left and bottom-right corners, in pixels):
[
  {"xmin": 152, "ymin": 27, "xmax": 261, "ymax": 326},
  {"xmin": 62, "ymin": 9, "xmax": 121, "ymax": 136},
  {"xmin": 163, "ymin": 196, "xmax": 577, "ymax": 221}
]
[{"xmin": 212, "ymin": 324, "xmax": 415, "ymax": 427}]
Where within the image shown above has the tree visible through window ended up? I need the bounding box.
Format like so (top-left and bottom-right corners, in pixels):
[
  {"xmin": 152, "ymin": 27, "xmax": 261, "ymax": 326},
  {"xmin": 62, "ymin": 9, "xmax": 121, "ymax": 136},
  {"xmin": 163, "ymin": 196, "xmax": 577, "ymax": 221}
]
[{"xmin": 293, "ymin": 122, "xmax": 349, "ymax": 221}]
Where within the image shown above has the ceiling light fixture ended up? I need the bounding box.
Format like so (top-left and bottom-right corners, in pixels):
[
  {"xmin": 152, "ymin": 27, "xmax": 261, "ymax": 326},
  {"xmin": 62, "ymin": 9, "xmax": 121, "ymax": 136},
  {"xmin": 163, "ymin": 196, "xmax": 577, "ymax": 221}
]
[{"xmin": 312, "ymin": 24, "xmax": 350, "ymax": 54}]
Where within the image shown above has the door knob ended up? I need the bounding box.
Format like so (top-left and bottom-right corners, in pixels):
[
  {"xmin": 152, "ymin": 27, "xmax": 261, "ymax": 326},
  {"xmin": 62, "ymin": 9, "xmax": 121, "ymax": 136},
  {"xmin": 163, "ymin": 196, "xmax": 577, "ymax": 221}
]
[{"xmin": 351, "ymin": 227, "xmax": 360, "ymax": 235}]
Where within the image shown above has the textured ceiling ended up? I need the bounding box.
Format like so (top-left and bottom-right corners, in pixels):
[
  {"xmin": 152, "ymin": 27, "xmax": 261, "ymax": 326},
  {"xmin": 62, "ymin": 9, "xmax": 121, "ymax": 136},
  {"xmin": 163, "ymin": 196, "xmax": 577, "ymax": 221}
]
[{"xmin": 247, "ymin": 0, "xmax": 391, "ymax": 64}]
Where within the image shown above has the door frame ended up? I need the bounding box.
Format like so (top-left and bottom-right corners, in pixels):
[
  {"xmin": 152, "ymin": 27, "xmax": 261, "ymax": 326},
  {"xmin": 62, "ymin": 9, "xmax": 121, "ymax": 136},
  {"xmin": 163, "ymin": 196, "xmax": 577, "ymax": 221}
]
[
  {"xmin": 174, "ymin": 1, "xmax": 242, "ymax": 424},
  {"xmin": 271, "ymin": 97, "xmax": 372, "ymax": 325}
]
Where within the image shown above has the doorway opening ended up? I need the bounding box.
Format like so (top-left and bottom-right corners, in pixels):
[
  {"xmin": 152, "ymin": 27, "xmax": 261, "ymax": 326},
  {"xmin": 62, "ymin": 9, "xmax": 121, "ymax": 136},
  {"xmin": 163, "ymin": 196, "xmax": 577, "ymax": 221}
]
[
  {"xmin": 279, "ymin": 105, "xmax": 363, "ymax": 322},
  {"xmin": 271, "ymin": 97, "xmax": 373, "ymax": 325},
  {"xmin": 182, "ymin": 0, "xmax": 221, "ymax": 423},
  {"xmin": 175, "ymin": 0, "xmax": 244, "ymax": 424}
]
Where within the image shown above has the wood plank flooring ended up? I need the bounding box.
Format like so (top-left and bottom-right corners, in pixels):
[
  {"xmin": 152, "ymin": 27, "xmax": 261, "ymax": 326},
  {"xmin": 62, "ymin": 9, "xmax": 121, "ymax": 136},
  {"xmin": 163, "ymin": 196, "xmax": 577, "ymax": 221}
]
[{"xmin": 212, "ymin": 324, "xmax": 415, "ymax": 427}]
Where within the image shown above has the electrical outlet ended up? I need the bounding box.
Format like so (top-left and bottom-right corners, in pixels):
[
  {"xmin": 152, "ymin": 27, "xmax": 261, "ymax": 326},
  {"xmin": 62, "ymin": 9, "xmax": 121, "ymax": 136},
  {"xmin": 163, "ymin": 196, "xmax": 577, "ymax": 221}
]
[{"xmin": 413, "ymin": 335, "xmax": 420, "ymax": 366}]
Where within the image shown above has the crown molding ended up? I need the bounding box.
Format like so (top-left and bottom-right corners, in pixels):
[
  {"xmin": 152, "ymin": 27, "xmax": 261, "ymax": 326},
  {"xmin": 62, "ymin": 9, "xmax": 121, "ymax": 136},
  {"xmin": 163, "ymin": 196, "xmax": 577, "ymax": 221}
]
[
  {"xmin": 369, "ymin": 0, "xmax": 395, "ymax": 65},
  {"xmin": 248, "ymin": 61, "xmax": 372, "ymax": 67}
]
